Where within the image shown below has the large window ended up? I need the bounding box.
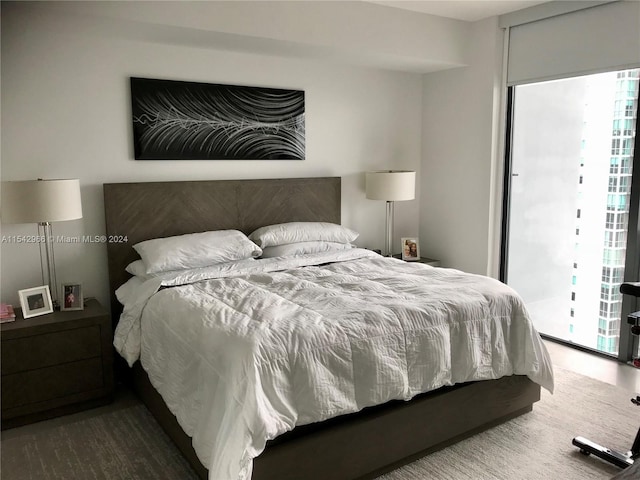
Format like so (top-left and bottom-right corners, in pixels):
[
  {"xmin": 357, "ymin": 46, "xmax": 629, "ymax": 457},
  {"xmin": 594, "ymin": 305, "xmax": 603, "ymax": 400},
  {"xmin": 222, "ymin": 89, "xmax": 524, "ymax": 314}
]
[{"xmin": 502, "ymin": 69, "xmax": 639, "ymax": 357}]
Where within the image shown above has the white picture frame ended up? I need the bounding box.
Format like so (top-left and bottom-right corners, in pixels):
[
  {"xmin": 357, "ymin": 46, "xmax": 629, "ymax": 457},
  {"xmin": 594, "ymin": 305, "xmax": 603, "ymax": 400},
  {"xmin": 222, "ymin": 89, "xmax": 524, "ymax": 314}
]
[
  {"xmin": 18, "ymin": 285, "xmax": 54, "ymax": 319},
  {"xmin": 61, "ymin": 283, "xmax": 84, "ymax": 311},
  {"xmin": 401, "ymin": 237, "xmax": 420, "ymax": 261}
]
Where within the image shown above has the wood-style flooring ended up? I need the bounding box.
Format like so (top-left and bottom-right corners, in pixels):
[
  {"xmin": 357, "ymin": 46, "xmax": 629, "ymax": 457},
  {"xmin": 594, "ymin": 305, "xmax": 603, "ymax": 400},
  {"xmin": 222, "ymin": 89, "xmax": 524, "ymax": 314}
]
[{"xmin": 543, "ymin": 339, "xmax": 640, "ymax": 392}]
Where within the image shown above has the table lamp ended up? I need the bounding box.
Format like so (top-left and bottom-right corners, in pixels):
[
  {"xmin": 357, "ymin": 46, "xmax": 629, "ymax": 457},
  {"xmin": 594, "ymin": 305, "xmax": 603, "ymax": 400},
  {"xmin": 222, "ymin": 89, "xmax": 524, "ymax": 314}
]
[
  {"xmin": 1, "ymin": 179, "xmax": 83, "ymax": 308},
  {"xmin": 365, "ymin": 170, "xmax": 416, "ymax": 257}
]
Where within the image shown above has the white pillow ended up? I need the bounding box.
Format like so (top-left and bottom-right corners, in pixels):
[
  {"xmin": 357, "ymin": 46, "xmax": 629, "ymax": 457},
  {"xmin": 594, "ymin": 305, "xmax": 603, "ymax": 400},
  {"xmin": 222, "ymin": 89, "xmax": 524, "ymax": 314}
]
[
  {"xmin": 133, "ymin": 230, "xmax": 262, "ymax": 274},
  {"xmin": 115, "ymin": 276, "xmax": 144, "ymax": 305},
  {"xmin": 125, "ymin": 259, "xmax": 148, "ymax": 278},
  {"xmin": 125, "ymin": 260, "xmax": 194, "ymax": 280},
  {"xmin": 126, "ymin": 259, "xmax": 173, "ymax": 279},
  {"xmin": 260, "ymin": 241, "xmax": 355, "ymax": 258},
  {"xmin": 249, "ymin": 222, "xmax": 358, "ymax": 248}
]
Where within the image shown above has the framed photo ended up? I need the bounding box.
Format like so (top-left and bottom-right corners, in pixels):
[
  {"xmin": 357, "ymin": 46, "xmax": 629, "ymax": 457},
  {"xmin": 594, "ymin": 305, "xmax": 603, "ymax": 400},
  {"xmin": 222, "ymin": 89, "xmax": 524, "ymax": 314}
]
[
  {"xmin": 18, "ymin": 285, "xmax": 54, "ymax": 319},
  {"xmin": 61, "ymin": 283, "xmax": 84, "ymax": 311},
  {"xmin": 401, "ymin": 237, "xmax": 420, "ymax": 261}
]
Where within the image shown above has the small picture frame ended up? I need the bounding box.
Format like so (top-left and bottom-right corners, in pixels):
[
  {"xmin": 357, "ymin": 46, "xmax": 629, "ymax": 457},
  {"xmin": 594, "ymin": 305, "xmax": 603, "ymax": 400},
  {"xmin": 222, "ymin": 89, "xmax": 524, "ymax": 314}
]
[
  {"xmin": 18, "ymin": 285, "xmax": 54, "ymax": 319},
  {"xmin": 61, "ymin": 283, "xmax": 84, "ymax": 311},
  {"xmin": 401, "ymin": 237, "xmax": 420, "ymax": 261}
]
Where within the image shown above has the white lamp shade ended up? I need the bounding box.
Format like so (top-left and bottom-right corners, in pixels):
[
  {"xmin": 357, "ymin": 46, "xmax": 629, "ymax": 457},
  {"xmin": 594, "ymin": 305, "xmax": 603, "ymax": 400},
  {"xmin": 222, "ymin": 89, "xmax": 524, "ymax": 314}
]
[
  {"xmin": 365, "ymin": 171, "xmax": 416, "ymax": 201},
  {"xmin": 1, "ymin": 179, "xmax": 83, "ymax": 224}
]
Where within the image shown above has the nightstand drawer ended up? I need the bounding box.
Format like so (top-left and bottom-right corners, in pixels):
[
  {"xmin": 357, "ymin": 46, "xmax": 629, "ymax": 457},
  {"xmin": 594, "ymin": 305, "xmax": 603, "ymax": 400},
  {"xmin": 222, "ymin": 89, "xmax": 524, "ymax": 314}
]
[
  {"xmin": 1, "ymin": 299, "xmax": 113, "ymax": 429},
  {"xmin": 1, "ymin": 326, "xmax": 101, "ymax": 375},
  {"xmin": 1, "ymin": 358, "xmax": 104, "ymax": 410}
]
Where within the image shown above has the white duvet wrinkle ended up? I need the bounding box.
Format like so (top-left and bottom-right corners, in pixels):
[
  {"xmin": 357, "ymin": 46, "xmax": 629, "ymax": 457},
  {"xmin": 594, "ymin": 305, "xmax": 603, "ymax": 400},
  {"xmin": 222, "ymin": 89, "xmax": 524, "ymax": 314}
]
[
  {"xmin": 228, "ymin": 271, "xmax": 400, "ymax": 363},
  {"xmin": 324, "ymin": 258, "xmax": 554, "ymax": 392},
  {"xmin": 289, "ymin": 267, "xmax": 386, "ymax": 295},
  {"xmin": 244, "ymin": 274, "xmax": 422, "ymax": 365},
  {"xmin": 191, "ymin": 280, "xmax": 266, "ymax": 337},
  {"xmin": 201, "ymin": 276, "xmax": 346, "ymax": 363},
  {"xmin": 287, "ymin": 342, "xmax": 357, "ymax": 423}
]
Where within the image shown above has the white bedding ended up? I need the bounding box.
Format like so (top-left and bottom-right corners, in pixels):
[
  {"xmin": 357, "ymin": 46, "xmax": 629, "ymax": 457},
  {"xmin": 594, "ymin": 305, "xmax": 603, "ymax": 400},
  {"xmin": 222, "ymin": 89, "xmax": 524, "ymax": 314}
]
[{"xmin": 114, "ymin": 248, "xmax": 554, "ymax": 480}]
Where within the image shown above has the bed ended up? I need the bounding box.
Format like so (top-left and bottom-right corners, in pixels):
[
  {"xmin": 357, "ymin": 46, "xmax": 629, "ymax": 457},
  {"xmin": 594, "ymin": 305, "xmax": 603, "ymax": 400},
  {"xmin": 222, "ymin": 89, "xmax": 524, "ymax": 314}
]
[{"xmin": 104, "ymin": 176, "xmax": 553, "ymax": 480}]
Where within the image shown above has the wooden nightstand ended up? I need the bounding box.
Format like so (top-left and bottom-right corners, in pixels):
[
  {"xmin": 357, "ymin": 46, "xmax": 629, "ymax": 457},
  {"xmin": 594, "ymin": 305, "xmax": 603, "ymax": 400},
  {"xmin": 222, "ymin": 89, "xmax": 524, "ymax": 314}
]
[
  {"xmin": 392, "ymin": 253, "xmax": 440, "ymax": 267},
  {"xmin": 416, "ymin": 257, "xmax": 440, "ymax": 267},
  {"xmin": 1, "ymin": 298, "xmax": 114, "ymax": 429}
]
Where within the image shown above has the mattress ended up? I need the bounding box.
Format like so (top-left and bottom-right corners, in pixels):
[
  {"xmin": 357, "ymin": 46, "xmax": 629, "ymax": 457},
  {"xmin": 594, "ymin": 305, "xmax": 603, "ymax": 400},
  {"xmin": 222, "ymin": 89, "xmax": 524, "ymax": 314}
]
[{"xmin": 114, "ymin": 248, "xmax": 554, "ymax": 480}]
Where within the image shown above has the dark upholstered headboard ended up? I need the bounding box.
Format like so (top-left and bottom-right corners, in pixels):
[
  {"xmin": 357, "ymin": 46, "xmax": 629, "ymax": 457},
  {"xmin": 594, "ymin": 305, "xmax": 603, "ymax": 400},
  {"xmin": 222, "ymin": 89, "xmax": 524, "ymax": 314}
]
[{"xmin": 103, "ymin": 177, "xmax": 341, "ymax": 326}]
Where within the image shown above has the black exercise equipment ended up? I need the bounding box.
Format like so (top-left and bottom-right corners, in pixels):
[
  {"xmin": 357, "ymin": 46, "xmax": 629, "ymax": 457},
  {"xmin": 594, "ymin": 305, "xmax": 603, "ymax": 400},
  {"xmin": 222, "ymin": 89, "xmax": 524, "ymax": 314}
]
[{"xmin": 572, "ymin": 281, "xmax": 640, "ymax": 469}]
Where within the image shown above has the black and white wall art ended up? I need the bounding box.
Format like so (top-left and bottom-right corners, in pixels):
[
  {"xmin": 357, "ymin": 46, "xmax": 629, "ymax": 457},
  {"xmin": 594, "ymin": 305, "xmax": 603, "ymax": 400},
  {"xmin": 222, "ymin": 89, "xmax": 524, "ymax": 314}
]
[{"xmin": 131, "ymin": 77, "xmax": 305, "ymax": 160}]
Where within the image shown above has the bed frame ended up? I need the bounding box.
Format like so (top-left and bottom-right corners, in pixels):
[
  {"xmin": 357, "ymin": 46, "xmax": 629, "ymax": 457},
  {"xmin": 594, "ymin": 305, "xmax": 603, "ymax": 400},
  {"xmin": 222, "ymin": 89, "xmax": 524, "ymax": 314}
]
[{"xmin": 103, "ymin": 176, "xmax": 541, "ymax": 480}]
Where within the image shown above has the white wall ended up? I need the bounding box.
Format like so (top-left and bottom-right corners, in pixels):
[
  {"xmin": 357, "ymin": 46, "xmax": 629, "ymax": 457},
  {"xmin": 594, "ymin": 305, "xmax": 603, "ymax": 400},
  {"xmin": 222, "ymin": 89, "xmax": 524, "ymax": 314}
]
[
  {"xmin": 420, "ymin": 17, "xmax": 504, "ymax": 275},
  {"xmin": 1, "ymin": 3, "xmax": 423, "ymax": 308},
  {"xmin": 16, "ymin": 1, "xmax": 470, "ymax": 74}
]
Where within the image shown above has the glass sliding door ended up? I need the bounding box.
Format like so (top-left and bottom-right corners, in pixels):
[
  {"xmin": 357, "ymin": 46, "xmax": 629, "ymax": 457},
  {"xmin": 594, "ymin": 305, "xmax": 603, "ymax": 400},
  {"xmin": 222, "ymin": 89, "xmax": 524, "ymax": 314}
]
[{"xmin": 503, "ymin": 68, "xmax": 639, "ymax": 357}]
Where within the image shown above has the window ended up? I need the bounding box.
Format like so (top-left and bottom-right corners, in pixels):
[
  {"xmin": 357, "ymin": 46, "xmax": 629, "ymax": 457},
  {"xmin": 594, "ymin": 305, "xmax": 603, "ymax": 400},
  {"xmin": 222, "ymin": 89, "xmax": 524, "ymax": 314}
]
[
  {"xmin": 610, "ymin": 157, "xmax": 620, "ymax": 174},
  {"xmin": 625, "ymin": 100, "xmax": 637, "ymax": 117},
  {"xmin": 603, "ymin": 249, "xmax": 625, "ymax": 266},
  {"xmin": 607, "ymin": 194, "xmax": 628, "ymax": 211},
  {"xmin": 504, "ymin": 68, "xmax": 638, "ymax": 358},
  {"xmin": 620, "ymin": 176, "xmax": 631, "ymax": 192},
  {"xmin": 599, "ymin": 301, "xmax": 609, "ymax": 317},
  {"xmin": 610, "ymin": 302, "xmax": 621, "ymax": 317},
  {"xmin": 616, "ymin": 213, "xmax": 629, "ymax": 230},
  {"xmin": 598, "ymin": 319, "xmax": 607, "ymax": 335},
  {"xmin": 624, "ymin": 119, "xmax": 634, "ymax": 136},
  {"xmin": 602, "ymin": 266, "xmax": 625, "ymax": 283},
  {"xmin": 601, "ymin": 284, "xmax": 622, "ymax": 302},
  {"xmin": 610, "ymin": 319, "xmax": 621, "ymax": 334},
  {"xmin": 606, "ymin": 213, "xmax": 615, "ymax": 228},
  {"xmin": 612, "ymin": 119, "xmax": 621, "ymax": 136}
]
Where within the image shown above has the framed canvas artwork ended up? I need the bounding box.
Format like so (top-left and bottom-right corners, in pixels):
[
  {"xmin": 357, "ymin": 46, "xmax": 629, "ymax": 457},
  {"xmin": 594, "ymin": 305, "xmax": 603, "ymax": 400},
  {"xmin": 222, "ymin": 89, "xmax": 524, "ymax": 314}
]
[{"xmin": 131, "ymin": 77, "xmax": 305, "ymax": 160}]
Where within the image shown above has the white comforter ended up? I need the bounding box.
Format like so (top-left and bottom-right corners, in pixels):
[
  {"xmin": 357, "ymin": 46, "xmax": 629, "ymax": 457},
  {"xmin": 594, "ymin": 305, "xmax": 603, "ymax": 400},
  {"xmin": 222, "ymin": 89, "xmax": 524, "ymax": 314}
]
[{"xmin": 114, "ymin": 249, "xmax": 554, "ymax": 480}]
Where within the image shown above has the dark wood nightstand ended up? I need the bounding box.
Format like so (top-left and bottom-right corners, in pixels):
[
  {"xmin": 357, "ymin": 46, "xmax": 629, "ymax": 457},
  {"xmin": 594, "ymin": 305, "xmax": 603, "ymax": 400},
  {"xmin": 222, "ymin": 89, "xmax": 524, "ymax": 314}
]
[
  {"xmin": 392, "ymin": 253, "xmax": 440, "ymax": 267},
  {"xmin": 1, "ymin": 298, "xmax": 114, "ymax": 429},
  {"xmin": 416, "ymin": 257, "xmax": 440, "ymax": 267}
]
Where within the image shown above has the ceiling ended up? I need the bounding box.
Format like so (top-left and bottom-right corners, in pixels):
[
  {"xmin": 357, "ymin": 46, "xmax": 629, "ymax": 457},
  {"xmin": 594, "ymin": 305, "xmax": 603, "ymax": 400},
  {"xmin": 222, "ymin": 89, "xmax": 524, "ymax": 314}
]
[{"xmin": 367, "ymin": 1, "xmax": 551, "ymax": 22}]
